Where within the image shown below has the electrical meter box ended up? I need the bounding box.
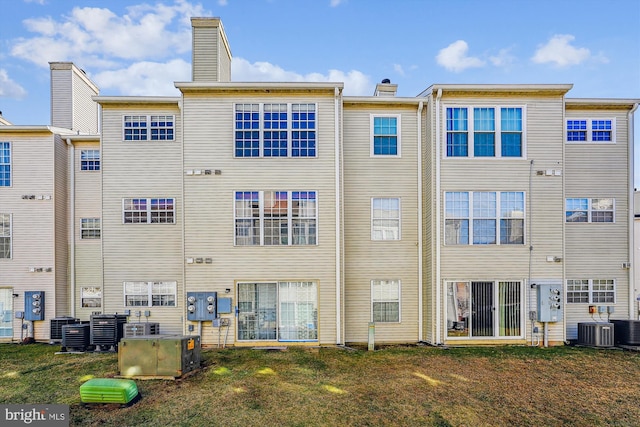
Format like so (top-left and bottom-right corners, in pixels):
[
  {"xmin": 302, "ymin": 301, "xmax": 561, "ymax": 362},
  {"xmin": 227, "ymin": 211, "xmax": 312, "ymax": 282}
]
[
  {"xmin": 536, "ymin": 284, "xmax": 563, "ymax": 322},
  {"xmin": 25, "ymin": 291, "xmax": 45, "ymax": 321},
  {"xmin": 186, "ymin": 292, "xmax": 217, "ymax": 321},
  {"xmin": 118, "ymin": 335, "xmax": 201, "ymax": 378}
]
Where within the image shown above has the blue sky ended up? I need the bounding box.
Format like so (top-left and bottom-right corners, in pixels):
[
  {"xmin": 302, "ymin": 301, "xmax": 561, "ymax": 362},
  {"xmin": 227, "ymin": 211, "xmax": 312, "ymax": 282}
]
[{"xmin": 1, "ymin": 0, "xmax": 639, "ymax": 181}]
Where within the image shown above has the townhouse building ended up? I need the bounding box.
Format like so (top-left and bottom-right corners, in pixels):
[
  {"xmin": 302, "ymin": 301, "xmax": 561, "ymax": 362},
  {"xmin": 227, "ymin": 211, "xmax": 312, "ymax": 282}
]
[{"xmin": 1, "ymin": 17, "xmax": 637, "ymax": 347}]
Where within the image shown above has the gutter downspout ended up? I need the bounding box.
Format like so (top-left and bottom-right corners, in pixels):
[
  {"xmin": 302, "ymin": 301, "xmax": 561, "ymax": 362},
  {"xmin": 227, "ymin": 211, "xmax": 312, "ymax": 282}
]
[
  {"xmin": 335, "ymin": 86, "xmax": 342, "ymax": 344},
  {"xmin": 417, "ymin": 101, "xmax": 424, "ymax": 341},
  {"xmin": 435, "ymin": 89, "xmax": 443, "ymax": 345},
  {"xmin": 66, "ymin": 138, "xmax": 75, "ymax": 317},
  {"xmin": 628, "ymin": 103, "xmax": 639, "ymax": 320}
]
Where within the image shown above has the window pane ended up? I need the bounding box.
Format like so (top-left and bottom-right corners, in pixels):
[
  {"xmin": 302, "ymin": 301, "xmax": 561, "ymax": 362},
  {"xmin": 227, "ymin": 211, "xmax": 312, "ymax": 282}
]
[
  {"xmin": 498, "ymin": 281, "xmax": 521, "ymax": 337},
  {"xmin": 372, "ymin": 280, "xmax": 400, "ymax": 323},
  {"xmin": 372, "ymin": 198, "xmax": 400, "ymax": 240},
  {"xmin": 235, "ymin": 104, "xmax": 260, "ymax": 157},
  {"xmin": 447, "ymin": 282, "xmax": 469, "ymax": 337},
  {"xmin": 235, "ymin": 192, "xmax": 260, "ymax": 245},
  {"xmin": 278, "ymin": 281, "xmax": 318, "ymax": 341},
  {"xmin": 0, "ymin": 142, "xmax": 11, "ymax": 187},
  {"xmin": 0, "ymin": 213, "xmax": 11, "ymax": 258},
  {"xmin": 373, "ymin": 117, "xmax": 398, "ymax": 155}
]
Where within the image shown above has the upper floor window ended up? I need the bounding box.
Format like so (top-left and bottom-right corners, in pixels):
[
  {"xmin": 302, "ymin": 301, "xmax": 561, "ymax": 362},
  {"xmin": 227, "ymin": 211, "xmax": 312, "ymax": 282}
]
[
  {"xmin": 81, "ymin": 286, "xmax": 102, "ymax": 308},
  {"xmin": 566, "ymin": 279, "xmax": 615, "ymax": 303},
  {"xmin": 371, "ymin": 279, "xmax": 401, "ymax": 323},
  {"xmin": 371, "ymin": 115, "xmax": 400, "ymax": 156},
  {"xmin": 123, "ymin": 115, "xmax": 175, "ymax": 141},
  {"xmin": 0, "ymin": 213, "xmax": 10, "ymax": 258},
  {"xmin": 565, "ymin": 198, "xmax": 614, "ymax": 223},
  {"xmin": 81, "ymin": 218, "xmax": 101, "ymax": 239},
  {"xmin": 124, "ymin": 281, "xmax": 176, "ymax": 307},
  {"xmin": 446, "ymin": 107, "xmax": 523, "ymax": 158},
  {"xmin": 235, "ymin": 103, "xmax": 316, "ymax": 158},
  {"xmin": 0, "ymin": 142, "xmax": 10, "ymax": 186},
  {"xmin": 566, "ymin": 119, "xmax": 615, "ymax": 143},
  {"xmin": 123, "ymin": 198, "xmax": 175, "ymax": 224},
  {"xmin": 80, "ymin": 150, "xmax": 100, "ymax": 171},
  {"xmin": 235, "ymin": 190, "xmax": 317, "ymax": 245},
  {"xmin": 445, "ymin": 191, "xmax": 525, "ymax": 245},
  {"xmin": 371, "ymin": 197, "xmax": 401, "ymax": 240}
]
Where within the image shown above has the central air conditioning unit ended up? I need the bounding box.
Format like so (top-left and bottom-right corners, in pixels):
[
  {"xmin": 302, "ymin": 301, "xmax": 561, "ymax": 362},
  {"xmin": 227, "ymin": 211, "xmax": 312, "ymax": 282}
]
[
  {"xmin": 90, "ymin": 314, "xmax": 128, "ymax": 351},
  {"xmin": 61, "ymin": 324, "xmax": 91, "ymax": 352},
  {"xmin": 124, "ymin": 322, "xmax": 160, "ymax": 337},
  {"xmin": 50, "ymin": 317, "xmax": 79, "ymax": 341},
  {"xmin": 577, "ymin": 322, "xmax": 614, "ymax": 347},
  {"xmin": 611, "ymin": 320, "xmax": 640, "ymax": 345}
]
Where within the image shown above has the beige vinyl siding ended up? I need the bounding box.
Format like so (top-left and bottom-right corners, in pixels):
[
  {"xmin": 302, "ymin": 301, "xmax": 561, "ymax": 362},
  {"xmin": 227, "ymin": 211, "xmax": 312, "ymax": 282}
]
[
  {"xmin": 73, "ymin": 140, "xmax": 103, "ymax": 319},
  {"xmin": 0, "ymin": 132, "xmax": 57, "ymax": 340},
  {"xmin": 53, "ymin": 135, "xmax": 69, "ymax": 316},
  {"xmin": 192, "ymin": 19, "xmax": 225, "ymax": 82},
  {"xmin": 71, "ymin": 70, "xmax": 99, "ymax": 134},
  {"xmin": 100, "ymin": 104, "xmax": 184, "ymax": 334},
  {"xmin": 437, "ymin": 95, "xmax": 566, "ymax": 344},
  {"xmin": 423, "ymin": 99, "xmax": 435, "ymax": 343},
  {"xmin": 181, "ymin": 91, "xmax": 338, "ymax": 345},
  {"xmin": 342, "ymin": 104, "xmax": 420, "ymax": 344},
  {"xmin": 564, "ymin": 109, "xmax": 631, "ymax": 338},
  {"xmin": 51, "ymin": 70, "xmax": 72, "ymax": 129}
]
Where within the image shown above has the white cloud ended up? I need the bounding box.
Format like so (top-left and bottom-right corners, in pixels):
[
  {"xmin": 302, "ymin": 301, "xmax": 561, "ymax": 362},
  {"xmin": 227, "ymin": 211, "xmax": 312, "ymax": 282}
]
[
  {"xmin": 92, "ymin": 59, "xmax": 190, "ymax": 96},
  {"xmin": 23, "ymin": 0, "xmax": 46, "ymax": 4},
  {"xmin": 330, "ymin": 0, "xmax": 345, "ymax": 6},
  {"xmin": 0, "ymin": 69, "xmax": 27, "ymax": 99},
  {"xmin": 393, "ymin": 64, "xmax": 405, "ymax": 77},
  {"xmin": 531, "ymin": 34, "xmax": 592, "ymax": 67},
  {"xmin": 11, "ymin": 1, "xmax": 206, "ymax": 68},
  {"xmin": 489, "ymin": 48, "xmax": 516, "ymax": 68},
  {"xmin": 232, "ymin": 57, "xmax": 372, "ymax": 95},
  {"xmin": 218, "ymin": 0, "xmax": 228, "ymax": 5},
  {"xmin": 436, "ymin": 40, "xmax": 485, "ymax": 72}
]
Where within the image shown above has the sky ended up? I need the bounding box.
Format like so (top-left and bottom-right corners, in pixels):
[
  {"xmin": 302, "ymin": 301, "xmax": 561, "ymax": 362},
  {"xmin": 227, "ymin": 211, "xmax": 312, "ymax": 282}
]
[{"xmin": 1, "ymin": 0, "xmax": 639, "ymax": 181}]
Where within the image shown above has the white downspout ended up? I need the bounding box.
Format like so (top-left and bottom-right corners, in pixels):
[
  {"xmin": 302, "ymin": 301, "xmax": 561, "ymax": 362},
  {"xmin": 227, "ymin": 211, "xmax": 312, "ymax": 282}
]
[
  {"xmin": 66, "ymin": 138, "xmax": 75, "ymax": 317},
  {"xmin": 435, "ymin": 89, "xmax": 443, "ymax": 345},
  {"xmin": 335, "ymin": 86, "xmax": 342, "ymax": 344},
  {"xmin": 628, "ymin": 103, "xmax": 639, "ymax": 320},
  {"xmin": 417, "ymin": 101, "xmax": 424, "ymax": 341}
]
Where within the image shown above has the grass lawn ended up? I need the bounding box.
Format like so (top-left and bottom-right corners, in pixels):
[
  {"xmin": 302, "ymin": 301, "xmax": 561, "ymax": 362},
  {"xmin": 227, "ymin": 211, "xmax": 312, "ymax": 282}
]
[{"xmin": 1, "ymin": 343, "xmax": 639, "ymax": 426}]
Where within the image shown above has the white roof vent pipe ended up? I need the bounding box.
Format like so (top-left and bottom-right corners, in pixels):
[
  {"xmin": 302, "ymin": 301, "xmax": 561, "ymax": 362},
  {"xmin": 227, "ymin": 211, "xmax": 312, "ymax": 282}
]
[{"xmin": 374, "ymin": 78, "xmax": 397, "ymax": 97}]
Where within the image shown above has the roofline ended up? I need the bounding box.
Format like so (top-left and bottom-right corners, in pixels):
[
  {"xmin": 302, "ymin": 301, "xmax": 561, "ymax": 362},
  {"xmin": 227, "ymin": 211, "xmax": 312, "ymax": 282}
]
[
  {"xmin": 343, "ymin": 96, "xmax": 423, "ymax": 105},
  {"xmin": 175, "ymin": 81, "xmax": 344, "ymax": 92},
  {"xmin": 565, "ymin": 98, "xmax": 640, "ymax": 108},
  {"xmin": 0, "ymin": 125, "xmax": 80, "ymax": 135},
  {"xmin": 418, "ymin": 84, "xmax": 574, "ymax": 97},
  {"xmin": 93, "ymin": 96, "xmax": 181, "ymax": 105}
]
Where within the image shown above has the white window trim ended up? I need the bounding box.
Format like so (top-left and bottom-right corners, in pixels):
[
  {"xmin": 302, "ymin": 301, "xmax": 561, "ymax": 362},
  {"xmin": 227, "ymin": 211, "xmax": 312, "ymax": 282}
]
[
  {"xmin": 234, "ymin": 103, "xmax": 318, "ymax": 158},
  {"xmin": 234, "ymin": 190, "xmax": 318, "ymax": 246},
  {"xmin": 445, "ymin": 280, "xmax": 525, "ymax": 340},
  {"xmin": 565, "ymin": 197, "xmax": 615, "ymax": 223},
  {"xmin": 0, "ymin": 213, "xmax": 12, "ymax": 259},
  {"xmin": 123, "ymin": 281, "xmax": 177, "ymax": 307},
  {"xmin": 370, "ymin": 114, "xmax": 402, "ymax": 157},
  {"xmin": 80, "ymin": 149, "xmax": 100, "ymax": 171},
  {"xmin": 565, "ymin": 118, "xmax": 616, "ymax": 144},
  {"xmin": 371, "ymin": 197, "xmax": 401, "ymax": 241},
  {"xmin": 443, "ymin": 105, "xmax": 527, "ymax": 159},
  {"xmin": 371, "ymin": 279, "xmax": 402, "ymax": 323},
  {"xmin": 122, "ymin": 198, "xmax": 176, "ymax": 224},
  {"xmin": 80, "ymin": 218, "xmax": 101, "ymax": 239},
  {"xmin": 566, "ymin": 279, "xmax": 616, "ymax": 304},
  {"xmin": 0, "ymin": 141, "xmax": 11, "ymax": 187},
  {"xmin": 122, "ymin": 115, "xmax": 176, "ymax": 141},
  {"xmin": 444, "ymin": 191, "xmax": 526, "ymax": 245}
]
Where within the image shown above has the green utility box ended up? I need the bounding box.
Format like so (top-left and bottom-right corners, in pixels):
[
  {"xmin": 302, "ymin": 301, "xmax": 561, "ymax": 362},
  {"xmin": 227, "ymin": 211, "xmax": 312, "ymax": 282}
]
[
  {"xmin": 118, "ymin": 335, "xmax": 201, "ymax": 378},
  {"xmin": 80, "ymin": 378, "xmax": 139, "ymax": 404}
]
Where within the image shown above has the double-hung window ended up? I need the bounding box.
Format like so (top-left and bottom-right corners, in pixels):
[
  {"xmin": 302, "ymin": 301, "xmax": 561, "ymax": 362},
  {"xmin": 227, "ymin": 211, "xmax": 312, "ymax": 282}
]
[
  {"xmin": 81, "ymin": 287, "xmax": 102, "ymax": 308},
  {"xmin": 235, "ymin": 103, "xmax": 316, "ymax": 157},
  {"xmin": 80, "ymin": 150, "xmax": 100, "ymax": 171},
  {"xmin": 123, "ymin": 115, "xmax": 175, "ymax": 141},
  {"xmin": 445, "ymin": 191, "xmax": 524, "ymax": 245},
  {"xmin": 371, "ymin": 198, "xmax": 401, "ymax": 240},
  {"xmin": 0, "ymin": 213, "xmax": 10, "ymax": 258},
  {"xmin": 371, "ymin": 279, "xmax": 401, "ymax": 323},
  {"xmin": 124, "ymin": 281, "xmax": 176, "ymax": 307},
  {"xmin": 565, "ymin": 198, "xmax": 614, "ymax": 223},
  {"xmin": 0, "ymin": 142, "xmax": 10, "ymax": 187},
  {"xmin": 81, "ymin": 218, "xmax": 101, "ymax": 239},
  {"xmin": 123, "ymin": 198, "xmax": 175, "ymax": 224},
  {"xmin": 371, "ymin": 115, "xmax": 400, "ymax": 156},
  {"xmin": 235, "ymin": 190, "xmax": 317, "ymax": 245},
  {"xmin": 566, "ymin": 279, "xmax": 615, "ymax": 303},
  {"xmin": 446, "ymin": 107, "xmax": 523, "ymax": 157},
  {"xmin": 566, "ymin": 119, "xmax": 615, "ymax": 143}
]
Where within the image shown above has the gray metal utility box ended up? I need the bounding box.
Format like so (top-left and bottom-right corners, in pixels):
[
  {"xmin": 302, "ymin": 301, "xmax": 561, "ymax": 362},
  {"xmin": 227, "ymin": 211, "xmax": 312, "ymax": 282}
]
[{"xmin": 118, "ymin": 335, "xmax": 201, "ymax": 378}]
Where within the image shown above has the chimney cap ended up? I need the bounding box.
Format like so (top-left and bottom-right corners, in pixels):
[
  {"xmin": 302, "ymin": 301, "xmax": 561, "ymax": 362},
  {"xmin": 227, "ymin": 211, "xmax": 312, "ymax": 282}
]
[{"xmin": 381, "ymin": 78, "xmax": 391, "ymax": 84}]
